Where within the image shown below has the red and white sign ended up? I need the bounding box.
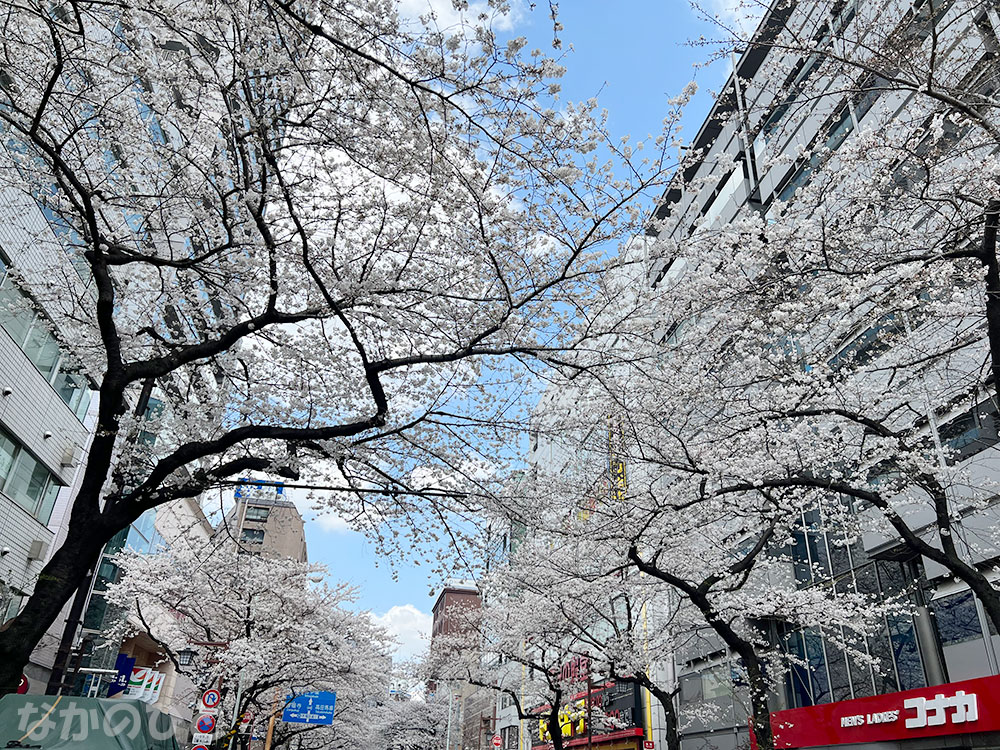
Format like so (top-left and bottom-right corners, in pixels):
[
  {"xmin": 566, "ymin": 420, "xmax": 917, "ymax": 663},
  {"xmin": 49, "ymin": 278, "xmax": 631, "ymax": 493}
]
[
  {"xmin": 199, "ymin": 689, "xmax": 221, "ymax": 713},
  {"xmin": 643, "ymin": 742, "xmax": 655, "ymax": 749},
  {"xmin": 17, "ymin": 674, "xmax": 28, "ymax": 695},
  {"xmin": 192, "ymin": 746, "xmax": 209, "ymax": 750},
  {"xmin": 755, "ymin": 674, "xmax": 1000, "ymax": 750},
  {"xmin": 492, "ymin": 735, "xmax": 503, "ymax": 748},
  {"xmin": 195, "ymin": 714, "xmax": 217, "ymax": 735}
]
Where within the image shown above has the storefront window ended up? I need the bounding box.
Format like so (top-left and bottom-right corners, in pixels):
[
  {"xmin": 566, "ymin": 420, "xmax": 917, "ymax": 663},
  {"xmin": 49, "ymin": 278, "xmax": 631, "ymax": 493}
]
[
  {"xmin": 934, "ymin": 590, "xmax": 992, "ymax": 681},
  {"xmin": 805, "ymin": 510, "xmax": 832, "ymax": 581},
  {"xmin": 805, "ymin": 629, "xmax": 832, "ymax": 704},
  {"xmin": 785, "ymin": 631, "xmax": 812, "ymax": 708},
  {"xmin": 888, "ymin": 614, "xmax": 924, "ymax": 691},
  {"xmin": 791, "ymin": 527, "xmax": 811, "ymax": 584},
  {"xmin": 854, "ymin": 564, "xmax": 878, "ymax": 596},
  {"xmin": 83, "ymin": 593, "xmax": 107, "ymax": 630},
  {"xmin": 936, "ymin": 591, "xmax": 983, "ymax": 645},
  {"xmin": 829, "ymin": 533, "xmax": 852, "ymax": 577},
  {"xmin": 104, "ymin": 528, "xmax": 128, "ymax": 556},
  {"xmin": 825, "ymin": 637, "xmax": 852, "ymax": 702},
  {"xmin": 846, "ymin": 646, "xmax": 875, "ymax": 698},
  {"xmin": 868, "ymin": 621, "xmax": 898, "ymax": 695},
  {"xmin": 125, "ymin": 525, "xmax": 153, "ymax": 554}
]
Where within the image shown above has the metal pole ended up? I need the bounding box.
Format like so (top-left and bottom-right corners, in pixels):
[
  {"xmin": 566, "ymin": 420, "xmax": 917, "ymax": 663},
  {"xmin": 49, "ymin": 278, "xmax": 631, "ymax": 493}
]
[
  {"xmin": 586, "ymin": 676, "xmax": 592, "ymax": 750},
  {"xmin": 446, "ymin": 684, "xmax": 454, "ymax": 750},
  {"xmin": 228, "ymin": 670, "xmax": 243, "ymax": 750},
  {"xmin": 45, "ymin": 566, "xmax": 95, "ymax": 695}
]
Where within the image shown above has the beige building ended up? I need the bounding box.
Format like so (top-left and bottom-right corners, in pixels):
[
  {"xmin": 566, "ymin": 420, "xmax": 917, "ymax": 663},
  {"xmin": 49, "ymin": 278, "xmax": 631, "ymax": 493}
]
[{"xmin": 220, "ymin": 482, "xmax": 307, "ymax": 563}]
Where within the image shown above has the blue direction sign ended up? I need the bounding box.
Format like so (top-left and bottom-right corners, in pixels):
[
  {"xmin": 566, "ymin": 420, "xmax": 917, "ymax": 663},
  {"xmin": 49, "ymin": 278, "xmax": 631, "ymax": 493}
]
[{"xmin": 281, "ymin": 691, "xmax": 337, "ymax": 725}]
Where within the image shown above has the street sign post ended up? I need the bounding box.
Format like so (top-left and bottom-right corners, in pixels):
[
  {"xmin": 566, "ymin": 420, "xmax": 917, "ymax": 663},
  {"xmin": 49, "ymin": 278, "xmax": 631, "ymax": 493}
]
[
  {"xmin": 200, "ymin": 688, "xmax": 222, "ymax": 713},
  {"xmin": 492, "ymin": 735, "xmax": 502, "ymax": 748},
  {"xmin": 281, "ymin": 691, "xmax": 337, "ymax": 725},
  {"xmin": 195, "ymin": 715, "xmax": 217, "ymax": 734}
]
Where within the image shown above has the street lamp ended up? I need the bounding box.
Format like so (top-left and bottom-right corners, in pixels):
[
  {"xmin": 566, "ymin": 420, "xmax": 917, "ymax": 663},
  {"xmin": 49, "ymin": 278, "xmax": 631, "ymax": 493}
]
[{"xmin": 177, "ymin": 648, "xmax": 199, "ymax": 667}]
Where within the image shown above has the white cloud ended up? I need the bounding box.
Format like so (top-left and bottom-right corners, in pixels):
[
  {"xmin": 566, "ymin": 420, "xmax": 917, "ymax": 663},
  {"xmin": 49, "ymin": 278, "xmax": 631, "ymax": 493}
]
[
  {"xmin": 372, "ymin": 604, "xmax": 432, "ymax": 661},
  {"xmin": 702, "ymin": 0, "xmax": 764, "ymax": 36},
  {"xmin": 313, "ymin": 512, "xmax": 353, "ymax": 533},
  {"xmin": 396, "ymin": 0, "xmax": 524, "ymax": 33}
]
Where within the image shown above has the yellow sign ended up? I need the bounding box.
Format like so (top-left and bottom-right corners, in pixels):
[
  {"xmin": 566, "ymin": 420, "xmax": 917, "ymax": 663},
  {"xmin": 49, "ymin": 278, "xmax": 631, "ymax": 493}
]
[{"xmin": 537, "ymin": 699, "xmax": 586, "ymax": 742}]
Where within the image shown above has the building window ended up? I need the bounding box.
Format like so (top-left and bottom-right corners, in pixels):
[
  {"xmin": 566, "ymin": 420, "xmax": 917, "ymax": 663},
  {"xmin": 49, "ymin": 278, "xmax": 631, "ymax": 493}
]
[
  {"xmin": 0, "ymin": 425, "xmax": 61, "ymax": 524},
  {"xmin": 938, "ymin": 399, "xmax": 1000, "ymax": 463},
  {"xmin": 245, "ymin": 505, "xmax": 270, "ymax": 522},
  {"xmin": 241, "ymin": 528, "xmax": 265, "ymax": 544},
  {"xmin": 0, "ymin": 270, "xmax": 91, "ymax": 421},
  {"xmin": 829, "ymin": 314, "xmax": 904, "ymax": 371}
]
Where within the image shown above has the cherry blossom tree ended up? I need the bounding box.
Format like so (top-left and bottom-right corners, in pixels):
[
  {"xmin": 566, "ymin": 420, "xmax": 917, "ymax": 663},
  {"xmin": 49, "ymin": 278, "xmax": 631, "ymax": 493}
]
[
  {"xmin": 485, "ymin": 5, "xmax": 1000, "ymax": 749},
  {"xmin": 443, "ymin": 6, "xmax": 1000, "ymax": 750},
  {"xmin": 105, "ymin": 535, "xmax": 392, "ymax": 749},
  {"xmin": 0, "ymin": 0, "xmax": 685, "ymax": 693},
  {"xmin": 368, "ymin": 695, "xmax": 448, "ymax": 750},
  {"xmin": 670, "ymin": 0, "xmax": 1000, "ymax": 635},
  {"xmin": 486, "ymin": 440, "xmax": 891, "ymax": 750}
]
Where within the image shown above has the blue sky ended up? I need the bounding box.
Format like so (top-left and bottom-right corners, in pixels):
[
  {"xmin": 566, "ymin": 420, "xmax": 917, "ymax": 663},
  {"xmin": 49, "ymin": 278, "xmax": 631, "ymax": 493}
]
[{"xmin": 303, "ymin": 0, "xmax": 734, "ymax": 661}]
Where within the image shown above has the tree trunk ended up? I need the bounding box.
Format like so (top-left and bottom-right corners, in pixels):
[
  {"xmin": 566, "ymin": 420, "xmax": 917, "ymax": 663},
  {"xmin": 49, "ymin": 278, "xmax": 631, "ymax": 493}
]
[
  {"xmin": 0, "ymin": 519, "xmax": 111, "ymax": 695},
  {"xmin": 546, "ymin": 701, "xmax": 564, "ymax": 750},
  {"xmin": 740, "ymin": 649, "xmax": 773, "ymax": 750},
  {"xmin": 626, "ymin": 550, "xmax": 774, "ymax": 750},
  {"xmin": 619, "ymin": 673, "xmax": 681, "ymax": 750}
]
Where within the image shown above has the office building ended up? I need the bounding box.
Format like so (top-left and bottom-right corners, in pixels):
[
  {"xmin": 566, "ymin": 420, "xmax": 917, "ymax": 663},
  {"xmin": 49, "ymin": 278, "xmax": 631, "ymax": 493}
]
[
  {"xmin": 639, "ymin": 2, "xmax": 1000, "ymax": 750},
  {"xmin": 220, "ymin": 481, "xmax": 307, "ymax": 563}
]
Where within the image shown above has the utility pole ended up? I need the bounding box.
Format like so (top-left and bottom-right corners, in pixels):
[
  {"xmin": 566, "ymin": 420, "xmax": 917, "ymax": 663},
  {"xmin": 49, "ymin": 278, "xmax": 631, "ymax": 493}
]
[
  {"xmin": 586, "ymin": 675, "xmax": 593, "ymax": 750},
  {"xmin": 228, "ymin": 670, "xmax": 244, "ymax": 750},
  {"xmin": 45, "ymin": 578, "xmax": 94, "ymax": 695},
  {"xmin": 446, "ymin": 685, "xmax": 454, "ymax": 750},
  {"xmin": 263, "ymin": 690, "xmax": 279, "ymax": 750}
]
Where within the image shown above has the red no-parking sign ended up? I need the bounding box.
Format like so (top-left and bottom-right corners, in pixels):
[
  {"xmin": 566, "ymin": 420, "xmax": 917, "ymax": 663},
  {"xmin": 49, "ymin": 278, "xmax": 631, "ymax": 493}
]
[{"xmin": 195, "ymin": 714, "xmax": 216, "ymax": 734}]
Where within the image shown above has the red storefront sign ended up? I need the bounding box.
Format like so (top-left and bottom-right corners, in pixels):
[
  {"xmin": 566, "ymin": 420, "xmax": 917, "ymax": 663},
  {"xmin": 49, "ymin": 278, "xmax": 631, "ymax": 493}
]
[{"xmin": 756, "ymin": 674, "xmax": 1000, "ymax": 749}]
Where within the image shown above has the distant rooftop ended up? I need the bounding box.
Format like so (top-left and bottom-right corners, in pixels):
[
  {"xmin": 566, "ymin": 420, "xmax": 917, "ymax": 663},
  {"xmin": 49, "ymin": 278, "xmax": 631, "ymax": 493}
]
[{"xmin": 234, "ymin": 495, "xmax": 297, "ymax": 509}]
